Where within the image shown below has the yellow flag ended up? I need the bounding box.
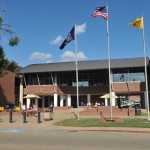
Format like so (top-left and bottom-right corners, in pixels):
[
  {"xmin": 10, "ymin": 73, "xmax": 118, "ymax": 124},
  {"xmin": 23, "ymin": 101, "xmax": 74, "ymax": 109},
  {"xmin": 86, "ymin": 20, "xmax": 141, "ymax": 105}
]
[{"xmin": 129, "ymin": 17, "xmax": 143, "ymax": 29}]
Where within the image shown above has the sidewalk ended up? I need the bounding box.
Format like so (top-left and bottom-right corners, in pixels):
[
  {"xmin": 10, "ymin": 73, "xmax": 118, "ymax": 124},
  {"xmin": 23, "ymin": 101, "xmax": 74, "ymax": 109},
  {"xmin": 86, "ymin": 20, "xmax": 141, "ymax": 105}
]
[
  {"xmin": 0, "ymin": 109, "xmax": 75, "ymax": 129},
  {"xmin": 0, "ymin": 109, "xmax": 150, "ymax": 133}
]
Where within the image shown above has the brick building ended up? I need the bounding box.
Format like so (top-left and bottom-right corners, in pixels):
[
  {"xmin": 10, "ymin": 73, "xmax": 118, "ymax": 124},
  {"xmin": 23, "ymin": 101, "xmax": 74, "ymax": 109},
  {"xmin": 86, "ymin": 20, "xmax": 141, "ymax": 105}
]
[
  {"xmin": 18, "ymin": 57, "xmax": 150, "ymax": 110},
  {"xmin": 0, "ymin": 71, "xmax": 20, "ymax": 106}
]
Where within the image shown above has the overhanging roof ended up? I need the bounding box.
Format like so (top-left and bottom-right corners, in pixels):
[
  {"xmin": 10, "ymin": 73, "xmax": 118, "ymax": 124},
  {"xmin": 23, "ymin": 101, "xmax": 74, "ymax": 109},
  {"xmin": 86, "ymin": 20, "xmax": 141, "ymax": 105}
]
[{"xmin": 19, "ymin": 57, "xmax": 149, "ymax": 74}]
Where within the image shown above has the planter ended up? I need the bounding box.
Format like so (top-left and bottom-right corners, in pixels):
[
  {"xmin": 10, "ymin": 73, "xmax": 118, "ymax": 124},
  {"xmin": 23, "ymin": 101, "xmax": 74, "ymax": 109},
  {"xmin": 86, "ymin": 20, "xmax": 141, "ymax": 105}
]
[{"xmin": 44, "ymin": 112, "xmax": 53, "ymax": 121}]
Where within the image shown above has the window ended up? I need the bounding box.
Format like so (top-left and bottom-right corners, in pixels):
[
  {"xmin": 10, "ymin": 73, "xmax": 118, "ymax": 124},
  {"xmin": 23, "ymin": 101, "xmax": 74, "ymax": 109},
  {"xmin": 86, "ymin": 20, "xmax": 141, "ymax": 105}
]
[
  {"xmin": 72, "ymin": 81, "xmax": 89, "ymax": 87},
  {"xmin": 26, "ymin": 73, "xmax": 54, "ymax": 85},
  {"xmin": 112, "ymin": 68, "xmax": 145, "ymax": 82},
  {"xmin": 58, "ymin": 70, "xmax": 109, "ymax": 87}
]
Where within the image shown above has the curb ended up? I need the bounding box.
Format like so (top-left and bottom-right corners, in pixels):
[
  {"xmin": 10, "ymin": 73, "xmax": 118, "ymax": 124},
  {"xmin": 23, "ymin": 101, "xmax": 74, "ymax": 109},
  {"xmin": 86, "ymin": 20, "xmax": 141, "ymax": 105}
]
[{"xmin": 80, "ymin": 129, "xmax": 150, "ymax": 134}]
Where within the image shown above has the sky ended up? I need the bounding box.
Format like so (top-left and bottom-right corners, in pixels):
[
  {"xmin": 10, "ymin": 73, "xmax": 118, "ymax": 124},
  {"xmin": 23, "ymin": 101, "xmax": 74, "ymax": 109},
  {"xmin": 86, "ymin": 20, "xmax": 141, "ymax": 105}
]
[{"xmin": 0, "ymin": 0, "xmax": 150, "ymax": 67}]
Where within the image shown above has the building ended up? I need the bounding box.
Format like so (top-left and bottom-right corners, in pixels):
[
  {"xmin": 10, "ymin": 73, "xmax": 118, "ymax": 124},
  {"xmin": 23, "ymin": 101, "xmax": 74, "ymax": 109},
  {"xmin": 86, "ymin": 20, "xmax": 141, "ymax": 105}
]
[
  {"xmin": 18, "ymin": 57, "xmax": 150, "ymax": 109},
  {"xmin": 0, "ymin": 71, "xmax": 20, "ymax": 107}
]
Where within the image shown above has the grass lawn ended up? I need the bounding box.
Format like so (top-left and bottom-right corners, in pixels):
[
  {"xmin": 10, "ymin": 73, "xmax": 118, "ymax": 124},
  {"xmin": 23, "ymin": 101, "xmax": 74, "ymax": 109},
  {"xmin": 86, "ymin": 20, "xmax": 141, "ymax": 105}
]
[{"xmin": 55, "ymin": 118, "xmax": 150, "ymax": 128}]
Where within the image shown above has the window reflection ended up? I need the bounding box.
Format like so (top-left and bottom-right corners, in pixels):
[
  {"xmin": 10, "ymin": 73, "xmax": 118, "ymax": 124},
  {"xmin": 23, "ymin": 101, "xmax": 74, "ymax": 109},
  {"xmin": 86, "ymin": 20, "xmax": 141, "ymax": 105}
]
[
  {"xmin": 113, "ymin": 72, "xmax": 145, "ymax": 82},
  {"xmin": 25, "ymin": 68, "xmax": 146, "ymax": 86}
]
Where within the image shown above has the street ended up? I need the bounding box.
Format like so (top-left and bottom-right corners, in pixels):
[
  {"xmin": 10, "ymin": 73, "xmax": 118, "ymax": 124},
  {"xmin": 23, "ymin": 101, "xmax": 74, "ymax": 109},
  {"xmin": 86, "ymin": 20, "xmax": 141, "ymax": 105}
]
[{"xmin": 0, "ymin": 128, "xmax": 150, "ymax": 150}]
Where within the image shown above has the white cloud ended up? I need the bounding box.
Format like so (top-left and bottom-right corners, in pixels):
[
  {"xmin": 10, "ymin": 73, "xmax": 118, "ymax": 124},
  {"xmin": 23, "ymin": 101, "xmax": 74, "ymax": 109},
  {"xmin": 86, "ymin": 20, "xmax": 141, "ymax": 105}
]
[
  {"xmin": 76, "ymin": 23, "xmax": 86, "ymax": 35},
  {"xmin": 46, "ymin": 59, "xmax": 53, "ymax": 63},
  {"xmin": 29, "ymin": 52, "xmax": 52, "ymax": 61},
  {"xmin": 49, "ymin": 23, "xmax": 86, "ymax": 48},
  {"xmin": 50, "ymin": 36, "xmax": 63, "ymax": 45},
  {"xmin": 60, "ymin": 50, "xmax": 87, "ymax": 62}
]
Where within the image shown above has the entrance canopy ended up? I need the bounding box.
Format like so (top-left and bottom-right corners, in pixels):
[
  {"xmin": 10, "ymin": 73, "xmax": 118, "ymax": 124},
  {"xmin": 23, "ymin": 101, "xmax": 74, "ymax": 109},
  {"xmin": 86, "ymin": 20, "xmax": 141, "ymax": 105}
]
[
  {"xmin": 100, "ymin": 93, "xmax": 119, "ymax": 99},
  {"xmin": 23, "ymin": 94, "xmax": 41, "ymax": 99}
]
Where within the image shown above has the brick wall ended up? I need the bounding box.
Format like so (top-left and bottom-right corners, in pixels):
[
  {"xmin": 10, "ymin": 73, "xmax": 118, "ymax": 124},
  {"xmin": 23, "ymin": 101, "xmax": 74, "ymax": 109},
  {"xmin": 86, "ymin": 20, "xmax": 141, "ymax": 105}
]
[
  {"xmin": 23, "ymin": 82, "xmax": 145, "ymax": 96},
  {"xmin": 24, "ymin": 85, "xmax": 56, "ymax": 95},
  {"xmin": 112, "ymin": 82, "xmax": 145, "ymax": 93},
  {"xmin": 0, "ymin": 72, "xmax": 15, "ymax": 106},
  {"xmin": 80, "ymin": 106, "xmax": 135, "ymax": 116}
]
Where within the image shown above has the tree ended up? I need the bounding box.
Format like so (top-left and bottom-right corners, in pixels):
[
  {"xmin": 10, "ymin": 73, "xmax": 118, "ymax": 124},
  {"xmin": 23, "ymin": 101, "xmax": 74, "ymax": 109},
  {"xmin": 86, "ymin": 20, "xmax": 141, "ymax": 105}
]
[
  {"xmin": 0, "ymin": 46, "xmax": 8, "ymax": 77},
  {"xmin": 0, "ymin": 9, "xmax": 20, "ymax": 77},
  {"xmin": 0, "ymin": 16, "xmax": 20, "ymax": 46},
  {"xmin": 9, "ymin": 36, "xmax": 20, "ymax": 46},
  {"xmin": 7, "ymin": 60, "xmax": 18, "ymax": 72},
  {"xmin": 0, "ymin": 46, "xmax": 18, "ymax": 77}
]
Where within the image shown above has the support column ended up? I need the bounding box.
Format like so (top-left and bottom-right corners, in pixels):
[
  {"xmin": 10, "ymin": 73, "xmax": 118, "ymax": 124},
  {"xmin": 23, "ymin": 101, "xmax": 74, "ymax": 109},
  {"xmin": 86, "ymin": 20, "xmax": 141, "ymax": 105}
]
[
  {"xmin": 48, "ymin": 96, "xmax": 50, "ymax": 107},
  {"xmin": 87, "ymin": 94, "xmax": 91, "ymax": 106},
  {"xmin": 53, "ymin": 73, "xmax": 57, "ymax": 93},
  {"xmin": 27, "ymin": 98, "xmax": 30, "ymax": 108},
  {"xmin": 19, "ymin": 77, "xmax": 24, "ymax": 106},
  {"xmin": 60, "ymin": 95, "xmax": 64, "ymax": 107},
  {"xmin": 42, "ymin": 96, "xmax": 45, "ymax": 109},
  {"xmin": 54, "ymin": 73, "xmax": 57, "ymax": 85},
  {"xmin": 35, "ymin": 98, "xmax": 38, "ymax": 111},
  {"xmin": 105, "ymin": 98, "xmax": 108, "ymax": 106},
  {"xmin": 112, "ymin": 92, "xmax": 116, "ymax": 106},
  {"xmin": 54, "ymin": 93, "xmax": 58, "ymax": 107},
  {"xmin": 112, "ymin": 98, "xmax": 116, "ymax": 106},
  {"xmin": 67, "ymin": 95, "xmax": 71, "ymax": 107}
]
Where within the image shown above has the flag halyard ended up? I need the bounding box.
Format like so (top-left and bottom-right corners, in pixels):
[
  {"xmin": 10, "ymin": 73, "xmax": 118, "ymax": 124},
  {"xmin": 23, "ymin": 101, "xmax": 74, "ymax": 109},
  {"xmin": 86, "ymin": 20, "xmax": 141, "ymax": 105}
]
[
  {"xmin": 59, "ymin": 26, "xmax": 75, "ymax": 50},
  {"xmin": 92, "ymin": 6, "xmax": 108, "ymax": 20}
]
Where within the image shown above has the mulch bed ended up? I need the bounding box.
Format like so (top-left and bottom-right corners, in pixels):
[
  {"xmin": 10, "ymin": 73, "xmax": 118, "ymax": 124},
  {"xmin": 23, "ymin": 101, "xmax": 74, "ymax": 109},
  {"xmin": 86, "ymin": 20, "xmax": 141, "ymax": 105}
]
[{"xmin": 99, "ymin": 116, "xmax": 124, "ymax": 123}]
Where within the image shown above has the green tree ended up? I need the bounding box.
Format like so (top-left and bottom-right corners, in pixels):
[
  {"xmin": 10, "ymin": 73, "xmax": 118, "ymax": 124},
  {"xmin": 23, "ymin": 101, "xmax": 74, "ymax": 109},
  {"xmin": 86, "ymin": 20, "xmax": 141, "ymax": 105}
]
[
  {"xmin": 0, "ymin": 46, "xmax": 8, "ymax": 77},
  {"xmin": 0, "ymin": 9, "xmax": 20, "ymax": 77},
  {"xmin": 7, "ymin": 60, "xmax": 18, "ymax": 72},
  {"xmin": 0, "ymin": 46, "xmax": 18, "ymax": 77},
  {"xmin": 0, "ymin": 16, "xmax": 20, "ymax": 46}
]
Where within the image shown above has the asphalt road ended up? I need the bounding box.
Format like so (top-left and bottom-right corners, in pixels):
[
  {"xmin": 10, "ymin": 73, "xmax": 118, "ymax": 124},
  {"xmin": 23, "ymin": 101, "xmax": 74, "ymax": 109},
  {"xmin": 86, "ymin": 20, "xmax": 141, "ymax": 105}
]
[
  {"xmin": 1, "ymin": 109, "xmax": 150, "ymax": 150},
  {"xmin": 0, "ymin": 128, "xmax": 150, "ymax": 150}
]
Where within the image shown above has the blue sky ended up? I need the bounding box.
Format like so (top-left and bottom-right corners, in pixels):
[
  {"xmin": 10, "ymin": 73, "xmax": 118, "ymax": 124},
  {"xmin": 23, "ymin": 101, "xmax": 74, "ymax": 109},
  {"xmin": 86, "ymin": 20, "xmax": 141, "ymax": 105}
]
[{"xmin": 0, "ymin": 0, "xmax": 150, "ymax": 67}]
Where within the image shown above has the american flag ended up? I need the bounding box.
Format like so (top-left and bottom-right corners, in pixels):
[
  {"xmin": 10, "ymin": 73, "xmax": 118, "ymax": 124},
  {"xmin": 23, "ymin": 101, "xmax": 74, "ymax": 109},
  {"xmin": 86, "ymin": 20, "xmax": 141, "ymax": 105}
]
[{"xmin": 92, "ymin": 6, "xmax": 108, "ymax": 20}]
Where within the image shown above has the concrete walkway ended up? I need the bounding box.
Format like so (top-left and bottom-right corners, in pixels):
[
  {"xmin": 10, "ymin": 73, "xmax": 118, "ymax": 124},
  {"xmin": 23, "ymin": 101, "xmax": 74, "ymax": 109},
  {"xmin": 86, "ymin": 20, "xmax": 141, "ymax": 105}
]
[
  {"xmin": 0, "ymin": 108, "xmax": 150, "ymax": 133},
  {"xmin": 0, "ymin": 109, "xmax": 76, "ymax": 129}
]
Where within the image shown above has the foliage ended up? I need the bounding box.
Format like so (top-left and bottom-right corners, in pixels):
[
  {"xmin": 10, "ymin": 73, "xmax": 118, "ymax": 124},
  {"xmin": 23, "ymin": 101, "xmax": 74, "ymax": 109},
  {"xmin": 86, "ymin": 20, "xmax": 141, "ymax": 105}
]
[
  {"xmin": 0, "ymin": 15, "xmax": 20, "ymax": 46},
  {"xmin": 0, "ymin": 46, "xmax": 7, "ymax": 75},
  {"xmin": 0, "ymin": 16, "xmax": 3, "ymax": 24},
  {"xmin": 9, "ymin": 36, "xmax": 20, "ymax": 46},
  {"xmin": 0, "ymin": 46, "xmax": 18, "ymax": 77},
  {"xmin": 0, "ymin": 11, "xmax": 20, "ymax": 77},
  {"xmin": 7, "ymin": 60, "xmax": 18, "ymax": 72},
  {"xmin": 141, "ymin": 111, "xmax": 148, "ymax": 116},
  {"xmin": 55, "ymin": 118, "xmax": 150, "ymax": 128}
]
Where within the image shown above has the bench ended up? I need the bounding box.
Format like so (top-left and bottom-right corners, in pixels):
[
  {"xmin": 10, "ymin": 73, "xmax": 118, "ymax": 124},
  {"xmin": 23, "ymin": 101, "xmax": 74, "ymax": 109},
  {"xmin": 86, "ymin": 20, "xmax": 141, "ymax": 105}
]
[
  {"xmin": 0, "ymin": 107, "xmax": 4, "ymax": 112},
  {"xmin": 15, "ymin": 106, "xmax": 21, "ymax": 111}
]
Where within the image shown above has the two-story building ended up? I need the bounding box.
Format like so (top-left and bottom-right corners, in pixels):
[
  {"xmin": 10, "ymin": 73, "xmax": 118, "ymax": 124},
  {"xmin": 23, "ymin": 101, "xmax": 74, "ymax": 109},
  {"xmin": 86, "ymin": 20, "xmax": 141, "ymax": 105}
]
[{"xmin": 18, "ymin": 57, "xmax": 150, "ymax": 110}]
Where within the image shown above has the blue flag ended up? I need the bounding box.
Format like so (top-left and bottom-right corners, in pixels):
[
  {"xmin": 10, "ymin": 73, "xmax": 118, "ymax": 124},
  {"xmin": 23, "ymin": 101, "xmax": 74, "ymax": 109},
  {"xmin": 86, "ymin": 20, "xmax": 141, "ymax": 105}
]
[{"xmin": 59, "ymin": 26, "xmax": 75, "ymax": 50}]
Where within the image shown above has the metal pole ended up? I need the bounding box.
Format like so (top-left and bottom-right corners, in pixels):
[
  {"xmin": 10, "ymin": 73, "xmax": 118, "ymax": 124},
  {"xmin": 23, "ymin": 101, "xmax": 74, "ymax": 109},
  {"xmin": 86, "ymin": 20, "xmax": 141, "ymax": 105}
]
[
  {"xmin": 50, "ymin": 111, "xmax": 53, "ymax": 120},
  {"xmin": 9, "ymin": 110, "xmax": 12, "ymax": 123},
  {"xmin": 23, "ymin": 76, "xmax": 29, "ymax": 94},
  {"xmin": 38, "ymin": 111, "xmax": 41, "ymax": 123},
  {"xmin": 74, "ymin": 24, "xmax": 79, "ymax": 120},
  {"xmin": 142, "ymin": 15, "xmax": 150, "ymax": 120},
  {"xmin": 106, "ymin": 5, "xmax": 112, "ymax": 119},
  {"xmin": 23, "ymin": 111, "xmax": 26, "ymax": 123}
]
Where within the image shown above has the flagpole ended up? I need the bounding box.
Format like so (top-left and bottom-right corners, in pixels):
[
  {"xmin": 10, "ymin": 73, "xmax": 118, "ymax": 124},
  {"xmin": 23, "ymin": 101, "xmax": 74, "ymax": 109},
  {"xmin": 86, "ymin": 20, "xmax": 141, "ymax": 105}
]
[
  {"xmin": 142, "ymin": 14, "xmax": 150, "ymax": 120},
  {"xmin": 74, "ymin": 24, "xmax": 80, "ymax": 120},
  {"xmin": 106, "ymin": 5, "xmax": 112, "ymax": 120}
]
